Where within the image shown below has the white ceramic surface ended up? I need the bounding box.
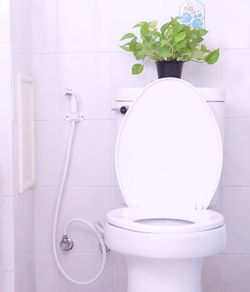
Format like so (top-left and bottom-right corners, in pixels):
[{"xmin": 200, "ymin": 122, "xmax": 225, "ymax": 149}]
[
  {"xmin": 106, "ymin": 79, "xmax": 226, "ymax": 292},
  {"xmin": 116, "ymin": 79, "xmax": 222, "ymax": 210}
]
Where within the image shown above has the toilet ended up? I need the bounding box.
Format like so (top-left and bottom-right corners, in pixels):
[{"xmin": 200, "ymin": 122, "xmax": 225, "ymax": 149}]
[{"xmin": 105, "ymin": 78, "xmax": 226, "ymax": 292}]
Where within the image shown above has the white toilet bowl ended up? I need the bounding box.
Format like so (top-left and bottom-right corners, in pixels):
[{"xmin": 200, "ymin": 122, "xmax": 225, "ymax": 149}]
[
  {"xmin": 105, "ymin": 213, "xmax": 225, "ymax": 292},
  {"xmin": 105, "ymin": 78, "xmax": 226, "ymax": 292}
]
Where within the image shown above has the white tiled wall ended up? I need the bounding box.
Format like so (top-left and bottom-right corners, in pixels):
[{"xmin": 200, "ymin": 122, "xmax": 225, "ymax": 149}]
[
  {"xmin": 0, "ymin": 0, "xmax": 13, "ymax": 291},
  {"xmin": 30, "ymin": 1, "xmax": 250, "ymax": 292},
  {"xmin": 11, "ymin": 0, "xmax": 35, "ymax": 289},
  {"xmin": 0, "ymin": 0, "xmax": 35, "ymax": 292}
]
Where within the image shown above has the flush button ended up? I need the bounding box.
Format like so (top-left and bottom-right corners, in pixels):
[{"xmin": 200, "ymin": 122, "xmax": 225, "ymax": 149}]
[{"xmin": 120, "ymin": 106, "xmax": 128, "ymax": 115}]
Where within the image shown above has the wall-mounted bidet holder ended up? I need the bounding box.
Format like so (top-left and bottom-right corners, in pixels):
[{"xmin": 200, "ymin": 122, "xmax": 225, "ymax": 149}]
[{"xmin": 64, "ymin": 89, "xmax": 84, "ymax": 122}]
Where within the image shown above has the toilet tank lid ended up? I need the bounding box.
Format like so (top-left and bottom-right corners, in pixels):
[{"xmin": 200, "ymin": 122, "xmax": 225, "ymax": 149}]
[{"xmin": 116, "ymin": 87, "xmax": 225, "ymax": 102}]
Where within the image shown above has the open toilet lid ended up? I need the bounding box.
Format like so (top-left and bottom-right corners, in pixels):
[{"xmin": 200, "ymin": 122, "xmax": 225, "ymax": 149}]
[{"xmin": 115, "ymin": 78, "xmax": 223, "ymax": 210}]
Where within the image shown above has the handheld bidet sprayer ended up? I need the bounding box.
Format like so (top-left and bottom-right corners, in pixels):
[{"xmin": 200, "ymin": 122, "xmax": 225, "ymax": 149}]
[
  {"xmin": 64, "ymin": 88, "xmax": 84, "ymax": 121},
  {"xmin": 53, "ymin": 89, "xmax": 107, "ymax": 285}
]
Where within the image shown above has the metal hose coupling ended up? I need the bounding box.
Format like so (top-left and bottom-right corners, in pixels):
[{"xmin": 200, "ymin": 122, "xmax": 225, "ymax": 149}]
[{"xmin": 60, "ymin": 235, "xmax": 74, "ymax": 251}]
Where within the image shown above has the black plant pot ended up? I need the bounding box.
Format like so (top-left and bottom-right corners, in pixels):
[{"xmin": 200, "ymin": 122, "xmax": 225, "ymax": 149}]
[{"xmin": 156, "ymin": 61, "xmax": 184, "ymax": 79}]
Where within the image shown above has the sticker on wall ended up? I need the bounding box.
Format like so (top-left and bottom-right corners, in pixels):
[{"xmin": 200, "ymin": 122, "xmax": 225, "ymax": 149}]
[{"xmin": 179, "ymin": 0, "xmax": 205, "ymax": 29}]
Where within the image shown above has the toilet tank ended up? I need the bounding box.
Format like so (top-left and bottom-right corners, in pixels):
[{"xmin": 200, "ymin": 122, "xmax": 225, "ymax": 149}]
[{"xmin": 113, "ymin": 86, "xmax": 225, "ymax": 208}]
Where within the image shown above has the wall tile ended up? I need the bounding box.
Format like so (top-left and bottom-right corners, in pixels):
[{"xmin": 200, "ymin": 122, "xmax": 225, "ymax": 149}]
[
  {"xmin": 1, "ymin": 272, "xmax": 14, "ymax": 292},
  {"xmin": 112, "ymin": 253, "xmax": 127, "ymax": 292},
  {"xmin": 221, "ymin": 49, "xmax": 250, "ymax": 118},
  {"xmin": 0, "ymin": 45, "xmax": 12, "ymax": 119},
  {"xmin": 221, "ymin": 187, "xmax": 250, "ymax": 254},
  {"xmin": 0, "ymin": 121, "xmax": 13, "ymax": 196},
  {"xmin": 34, "ymin": 187, "xmax": 57, "ymax": 252},
  {"xmin": 35, "ymin": 253, "xmax": 61, "ymax": 292},
  {"xmin": 112, "ymin": 187, "xmax": 126, "ymax": 208},
  {"xmin": 182, "ymin": 60, "xmax": 221, "ymax": 87},
  {"xmin": 202, "ymin": 255, "xmax": 222, "ymax": 292},
  {"xmin": 31, "ymin": 54, "xmax": 60, "ymax": 120},
  {"xmin": 14, "ymin": 190, "xmax": 34, "ymax": 270},
  {"xmin": 60, "ymin": 253, "xmax": 113, "ymax": 292},
  {"xmin": 222, "ymin": 118, "xmax": 250, "ymax": 186},
  {"xmin": 31, "ymin": 0, "xmax": 57, "ymax": 53},
  {"xmin": 222, "ymin": 255, "xmax": 250, "ymax": 292},
  {"xmin": 33, "ymin": 52, "xmax": 115, "ymax": 120},
  {"xmin": 36, "ymin": 120, "xmax": 115, "ymax": 186},
  {"xmin": 197, "ymin": 0, "xmax": 222, "ymax": 47},
  {"xmin": 0, "ymin": 0, "xmax": 11, "ymax": 44},
  {"xmin": 10, "ymin": 0, "xmax": 31, "ymax": 54},
  {"xmin": 1, "ymin": 197, "xmax": 14, "ymax": 272},
  {"xmin": 221, "ymin": 0, "xmax": 250, "ymax": 49},
  {"xmin": 58, "ymin": 53, "xmax": 113, "ymax": 120},
  {"xmin": 35, "ymin": 186, "xmax": 114, "ymax": 252},
  {"xmin": 14, "ymin": 258, "xmax": 35, "ymax": 292},
  {"xmin": 109, "ymin": 0, "xmax": 166, "ymax": 51},
  {"xmin": 57, "ymin": 0, "xmax": 111, "ymax": 53},
  {"xmin": 110, "ymin": 52, "xmax": 157, "ymax": 93}
]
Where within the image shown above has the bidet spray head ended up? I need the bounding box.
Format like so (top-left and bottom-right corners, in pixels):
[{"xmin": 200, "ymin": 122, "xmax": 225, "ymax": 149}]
[{"xmin": 64, "ymin": 88, "xmax": 79, "ymax": 114}]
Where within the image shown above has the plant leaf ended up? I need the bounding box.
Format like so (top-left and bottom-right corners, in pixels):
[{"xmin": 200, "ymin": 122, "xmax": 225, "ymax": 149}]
[
  {"xmin": 140, "ymin": 22, "xmax": 150, "ymax": 35},
  {"xmin": 205, "ymin": 49, "xmax": 220, "ymax": 64},
  {"xmin": 192, "ymin": 48, "xmax": 204, "ymax": 59},
  {"xmin": 173, "ymin": 23, "xmax": 186, "ymax": 33},
  {"xmin": 133, "ymin": 48, "xmax": 147, "ymax": 60},
  {"xmin": 198, "ymin": 29, "xmax": 208, "ymax": 36},
  {"xmin": 120, "ymin": 33, "xmax": 135, "ymax": 41},
  {"xmin": 174, "ymin": 32, "xmax": 186, "ymax": 43},
  {"xmin": 120, "ymin": 44, "xmax": 132, "ymax": 52},
  {"xmin": 196, "ymin": 37, "xmax": 204, "ymax": 43},
  {"xmin": 175, "ymin": 39, "xmax": 187, "ymax": 49},
  {"xmin": 132, "ymin": 63, "xmax": 144, "ymax": 74},
  {"xmin": 201, "ymin": 45, "xmax": 209, "ymax": 53},
  {"xmin": 160, "ymin": 40, "xmax": 168, "ymax": 47},
  {"xmin": 182, "ymin": 55, "xmax": 190, "ymax": 62},
  {"xmin": 133, "ymin": 21, "xmax": 147, "ymax": 28},
  {"xmin": 129, "ymin": 38, "xmax": 137, "ymax": 51},
  {"xmin": 159, "ymin": 47, "xmax": 172, "ymax": 58},
  {"xmin": 160, "ymin": 23, "xmax": 170, "ymax": 33},
  {"xmin": 149, "ymin": 20, "xmax": 157, "ymax": 28}
]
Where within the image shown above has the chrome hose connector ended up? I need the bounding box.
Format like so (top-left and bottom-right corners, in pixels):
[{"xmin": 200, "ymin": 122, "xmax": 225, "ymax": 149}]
[{"xmin": 60, "ymin": 235, "xmax": 74, "ymax": 251}]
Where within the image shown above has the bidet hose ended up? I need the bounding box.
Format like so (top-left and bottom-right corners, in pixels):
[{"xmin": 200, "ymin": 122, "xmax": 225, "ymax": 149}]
[{"xmin": 52, "ymin": 120, "xmax": 107, "ymax": 285}]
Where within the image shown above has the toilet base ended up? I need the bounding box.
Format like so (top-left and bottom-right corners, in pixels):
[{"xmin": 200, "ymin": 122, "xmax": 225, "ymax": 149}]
[{"xmin": 125, "ymin": 256, "xmax": 204, "ymax": 292}]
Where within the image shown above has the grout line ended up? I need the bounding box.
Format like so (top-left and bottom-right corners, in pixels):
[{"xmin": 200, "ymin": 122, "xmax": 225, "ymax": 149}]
[
  {"xmin": 221, "ymin": 253, "xmax": 250, "ymax": 256},
  {"xmin": 221, "ymin": 185, "xmax": 250, "ymax": 188},
  {"xmin": 0, "ymin": 118, "xmax": 14, "ymax": 121},
  {"xmin": 31, "ymin": 51, "xmax": 124, "ymax": 55},
  {"xmin": 221, "ymin": 48, "xmax": 250, "ymax": 51},
  {"xmin": 34, "ymin": 118, "xmax": 116, "ymax": 122},
  {"xmin": 34, "ymin": 185, "xmax": 119, "ymax": 189},
  {"xmin": 30, "ymin": 48, "xmax": 250, "ymax": 55},
  {"xmin": 35, "ymin": 251, "xmax": 102, "ymax": 255},
  {"xmin": 14, "ymin": 254, "xmax": 35, "ymax": 272},
  {"xmin": 225, "ymin": 117, "xmax": 250, "ymax": 120}
]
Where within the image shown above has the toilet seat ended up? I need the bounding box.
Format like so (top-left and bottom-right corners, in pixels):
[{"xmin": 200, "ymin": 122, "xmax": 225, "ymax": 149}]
[
  {"xmin": 106, "ymin": 207, "xmax": 224, "ymax": 234},
  {"xmin": 115, "ymin": 78, "xmax": 223, "ymax": 210}
]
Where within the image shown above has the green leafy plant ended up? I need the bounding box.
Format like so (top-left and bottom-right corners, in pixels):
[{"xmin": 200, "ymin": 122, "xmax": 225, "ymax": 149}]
[{"xmin": 120, "ymin": 17, "xmax": 219, "ymax": 74}]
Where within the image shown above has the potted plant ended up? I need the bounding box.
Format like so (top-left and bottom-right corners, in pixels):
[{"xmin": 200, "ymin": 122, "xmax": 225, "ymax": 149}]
[{"xmin": 120, "ymin": 17, "xmax": 219, "ymax": 78}]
